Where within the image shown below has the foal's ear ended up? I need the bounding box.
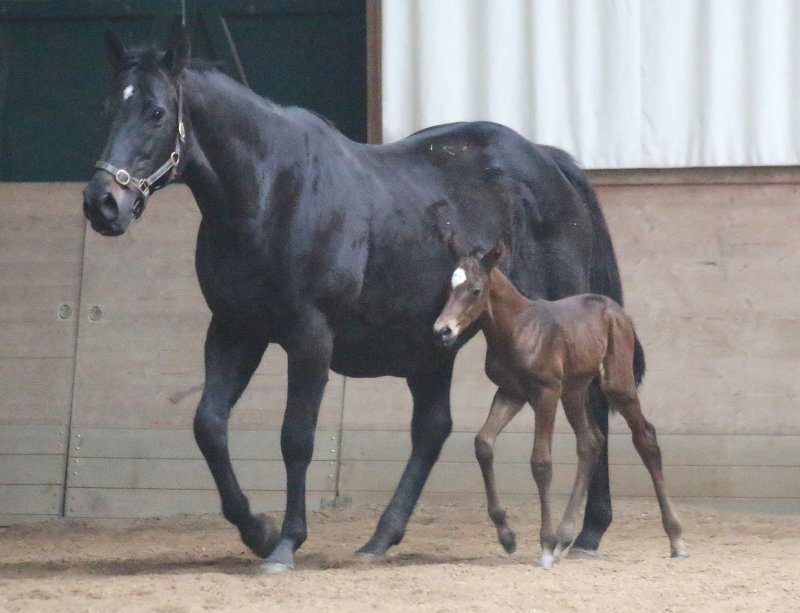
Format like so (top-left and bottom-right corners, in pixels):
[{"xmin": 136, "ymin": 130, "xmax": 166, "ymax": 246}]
[
  {"xmin": 480, "ymin": 240, "xmax": 506, "ymax": 270},
  {"xmin": 162, "ymin": 27, "xmax": 190, "ymax": 76},
  {"xmin": 104, "ymin": 29, "xmax": 127, "ymax": 73}
]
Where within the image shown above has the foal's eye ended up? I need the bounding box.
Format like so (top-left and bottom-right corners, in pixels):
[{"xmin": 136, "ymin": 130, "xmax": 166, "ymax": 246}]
[
  {"xmin": 471, "ymin": 287, "xmax": 481, "ymax": 297},
  {"xmin": 151, "ymin": 108, "xmax": 165, "ymax": 122}
]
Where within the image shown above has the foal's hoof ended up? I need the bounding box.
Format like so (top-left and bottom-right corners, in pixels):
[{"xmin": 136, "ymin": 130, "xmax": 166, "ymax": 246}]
[
  {"xmin": 261, "ymin": 561, "xmax": 293, "ymax": 574},
  {"xmin": 497, "ymin": 526, "xmax": 517, "ymax": 554},
  {"xmin": 539, "ymin": 552, "xmax": 555, "ymax": 569},
  {"xmin": 566, "ymin": 547, "xmax": 598, "ymax": 560},
  {"xmin": 240, "ymin": 513, "xmax": 280, "ymax": 559},
  {"xmin": 671, "ymin": 549, "xmax": 690, "ymax": 559}
]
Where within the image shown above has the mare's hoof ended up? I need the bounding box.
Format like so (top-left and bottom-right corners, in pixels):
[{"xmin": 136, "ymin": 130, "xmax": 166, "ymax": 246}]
[
  {"xmin": 566, "ymin": 547, "xmax": 598, "ymax": 560},
  {"xmin": 498, "ymin": 527, "xmax": 517, "ymax": 554},
  {"xmin": 539, "ymin": 552, "xmax": 555, "ymax": 569},
  {"xmin": 671, "ymin": 549, "xmax": 690, "ymax": 559},
  {"xmin": 240, "ymin": 513, "xmax": 280, "ymax": 559},
  {"xmin": 353, "ymin": 551, "xmax": 387, "ymax": 565},
  {"xmin": 261, "ymin": 561, "xmax": 293, "ymax": 574}
]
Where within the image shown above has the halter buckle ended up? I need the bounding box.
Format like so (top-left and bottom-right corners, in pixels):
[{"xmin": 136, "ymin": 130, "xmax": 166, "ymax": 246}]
[{"xmin": 115, "ymin": 168, "xmax": 131, "ymax": 186}]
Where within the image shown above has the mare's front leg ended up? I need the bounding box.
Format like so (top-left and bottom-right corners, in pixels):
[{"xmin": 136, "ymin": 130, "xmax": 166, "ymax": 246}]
[
  {"xmin": 194, "ymin": 317, "xmax": 279, "ymax": 558},
  {"xmin": 475, "ymin": 389, "xmax": 525, "ymax": 553},
  {"xmin": 262, "ymin": 310, "xmax": 334, "ymax": 573},
  {"xmin": 357, "ymin": 363, "xmax": 454, "ymax": 559}
]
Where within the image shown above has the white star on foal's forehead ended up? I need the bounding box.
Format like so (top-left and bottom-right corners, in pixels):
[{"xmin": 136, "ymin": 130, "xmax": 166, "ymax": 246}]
[
  {"xmin": 451, "ymin": 267, "xmax": 467, "ymax": 288},
  {"xmin": 123, "ymin": 85, "xmax": 134, "ymax": 101}
]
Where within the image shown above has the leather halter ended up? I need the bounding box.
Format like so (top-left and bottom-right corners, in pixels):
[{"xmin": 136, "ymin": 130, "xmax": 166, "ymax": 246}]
[{"xmin": 94, "ymin": 84, "xmax": 186, "ymax": 217}]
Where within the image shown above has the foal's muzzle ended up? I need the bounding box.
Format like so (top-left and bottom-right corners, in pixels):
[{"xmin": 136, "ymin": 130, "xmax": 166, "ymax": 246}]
[{"xmin": 433, "ymin": 324, "xmax": 457, "ymax": 347}]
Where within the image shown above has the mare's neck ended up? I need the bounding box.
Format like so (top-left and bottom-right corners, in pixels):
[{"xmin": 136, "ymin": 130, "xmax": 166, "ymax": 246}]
[
  {"xmin": 479, "ymin": 268, "xmax": 534, "ymax": 348},
  {"xmin": 179, "ymin": 68, "xmax": 308, "ymax": 225}
]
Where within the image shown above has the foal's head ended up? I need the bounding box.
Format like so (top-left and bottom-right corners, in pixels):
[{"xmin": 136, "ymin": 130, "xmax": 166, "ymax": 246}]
[
  {"xmin": 82, "ymin": 30, "xmax": 188, "ymax": 236},
  {"xmin": 433, "ymin": 241, "xmax": 505, "ymax": 346}
]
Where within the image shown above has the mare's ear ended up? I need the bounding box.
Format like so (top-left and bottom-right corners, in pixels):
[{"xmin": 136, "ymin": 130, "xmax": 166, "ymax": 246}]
[
  {"xmin": 104, "ymin": 29, "xmax": 127, "ymax": 73},
  {"xmin": 162, "ymin": 26, "xmax": 190, "ymax": 76},
  {"xmin": 480, "ymin": 240, "xmax": 506, "ymax": 270},
  {"xmin": 443, "ymin": 231, "xmax": 466, "ymax": 259}
]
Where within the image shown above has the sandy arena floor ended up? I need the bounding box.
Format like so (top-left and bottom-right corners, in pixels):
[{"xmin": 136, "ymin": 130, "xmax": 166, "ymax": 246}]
[{"xmin": 0, "ymin": 499, "xmax": 798, "ymax": 612}]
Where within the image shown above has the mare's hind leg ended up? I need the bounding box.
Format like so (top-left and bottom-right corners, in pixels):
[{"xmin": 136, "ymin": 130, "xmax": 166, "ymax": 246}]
[
  {"xmin": 194, "ymin": 317, "xmax": 279, "ymax": 558},
  {"xmin": 262, "ymin": 310, "xmax": 334, "ymax": 573},
  {"xmin": 602, "ymin": 380, "xmax": 687, "ymax": 559},
  {"xmin": 475, "ymin": 389, "xmax": 525, "ymax": 553},
  {"xmin": 357, "ymin": 363, "xmax": 454, "ymax": 559},
  {"xmin": 571, "ymin": 379, "xmax": 612, "ymax": 556},
  {"xmin": 529, "ymin": 385, "xmax": 560, "ymax": 569},
  {"xmin": 554, "ymin": 387, "xmax": 603, "ymax": 561}
]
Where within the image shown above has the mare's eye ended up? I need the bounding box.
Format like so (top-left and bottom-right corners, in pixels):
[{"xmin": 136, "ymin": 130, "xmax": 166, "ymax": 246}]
[
  {"xmin": 151, "ymin": 107, "xmax": 165, "ymax": 121},
  {"xmin": 471, "ymin": 287, "xmax": 481, "ymax": 297}
]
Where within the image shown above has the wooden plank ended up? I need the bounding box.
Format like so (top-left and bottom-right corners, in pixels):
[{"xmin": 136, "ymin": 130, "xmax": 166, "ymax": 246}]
[
  {"xmin": 0, "ymin": 484, "xmax": 60, "ymax": 515},
  {"xmin": 0, "ymin": 425, "xmax": 66, "ymax": 455},
  {"xmin": 65, "ymin": 489, "xmax": 334, "ymax": 519},
  {"xmin": 70, "ymin": 428, "xmax": 340, "ymax": 461},
  {"xmin": 0, "ymin": 514, "xmax": 60, "ymax": 526},
  {"xmin": 0, "ymin": 455, "xmax": 63, "ymax": 485},
  {"xmin": 345, "ymin": 491, "xmax": 800, "ymax": 517},
  {"xmin": 341, "ymin": 431, "xmax": 800, "ymax": 467},
  {"xmin": 67, "ymin": 458, "xmax": 336, "ymax": 491},
  {"xmin": 338, "ymin": 460, "xmax": 800, "ymax": 500}
]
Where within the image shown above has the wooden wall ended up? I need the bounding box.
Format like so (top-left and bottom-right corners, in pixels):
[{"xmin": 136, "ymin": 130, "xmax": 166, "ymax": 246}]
[{"xmin": 0, "ymin": 174, "xmax": 797, "ymax": 523}]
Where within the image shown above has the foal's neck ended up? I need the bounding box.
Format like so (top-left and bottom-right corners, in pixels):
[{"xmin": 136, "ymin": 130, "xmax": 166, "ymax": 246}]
[{"xmin": 479, "ymin": 269, "xmax": 533, "ymax": 345}]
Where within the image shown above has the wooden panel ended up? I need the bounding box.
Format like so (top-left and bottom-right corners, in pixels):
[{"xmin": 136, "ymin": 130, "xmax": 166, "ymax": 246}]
[
  {"xmin": 67, "ymin": 458, "xmax": 335, "ymax": 491},
  {"xmin": 0, "ymin": 425, "xmax": 67, "ymax": 455},
  {"xmin": 0, "ymin": 183, "xmax": 84, "ymax": 521},
  {"xmin": 65, "ymin": 488, "xmax": 333, "ymax": 519},
  {"xmin": 0, "ymin": 485, "xmax": 60, "ymax": 515},
  {"xmin": 0, "ymin": 455, "xmax": 63, "ymax": 485},
  {"xmin": 70, "ymin": 428, "xmax": 339, "ymax": 461},
  {"xmin": 70, "ymin": 186, "xmax": 344, "ymax": 431}
]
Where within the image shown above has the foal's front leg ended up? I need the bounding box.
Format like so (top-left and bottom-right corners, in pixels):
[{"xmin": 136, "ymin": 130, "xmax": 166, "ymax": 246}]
[
  {"xmin": 528, "ymin": 385, "xmax": 560, "ymax": 569},
  {"xmin": 475, "ymin": 389, "xmax": 525, "ymax": 553},
  {"xmin": 194, "ymin": 318, "xmax": 279, "ymax": 558},
  {"xmin": 262, "ymin": 310, "xmax": 334, "ymax": 573}
]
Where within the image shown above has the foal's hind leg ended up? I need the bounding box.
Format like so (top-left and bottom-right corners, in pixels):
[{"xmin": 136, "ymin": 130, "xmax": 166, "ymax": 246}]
[
  {"xmin": 553, "ymin": 387, "xmax": 603, "ymax": 562},
  {"xmin": 475, "ymin": 389, "xmax": 525, "ymax": 553},
  {"xmin": 603, "ymin": 381, "xmax": 687, "ymax": 559},
  {"xmin": 194, "ymin": 318, "xmax": 279, "ymax": 558},
  {"xmin": 529, "ymin": 385, "xmax": 561, "ymax": 569}
]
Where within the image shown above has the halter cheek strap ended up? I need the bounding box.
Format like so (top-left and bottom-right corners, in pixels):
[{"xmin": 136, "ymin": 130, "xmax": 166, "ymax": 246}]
[{"xmin": 95, "ymin": 84, "xmax": 186, "ymax": 207}]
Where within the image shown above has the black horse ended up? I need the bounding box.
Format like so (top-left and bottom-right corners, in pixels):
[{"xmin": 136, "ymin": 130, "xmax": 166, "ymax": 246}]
[{"xmin": 82, "ymin": 32, "xmax": 640, "ymax": 572}]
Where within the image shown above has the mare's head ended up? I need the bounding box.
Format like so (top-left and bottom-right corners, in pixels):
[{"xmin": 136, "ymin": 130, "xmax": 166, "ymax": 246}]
[
  {"xmin": 433, "ymin": 240, "xmax": 505, "ymax": 346},
  {"xmin": 82, "ymin": 31, "xmax": 188, "ymax": 236}
]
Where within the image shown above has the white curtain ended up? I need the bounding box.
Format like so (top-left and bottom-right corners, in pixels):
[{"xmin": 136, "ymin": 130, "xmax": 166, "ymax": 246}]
[{"xmin": 382, "ymin": 0, "xmax": 800, "ymax": 169}]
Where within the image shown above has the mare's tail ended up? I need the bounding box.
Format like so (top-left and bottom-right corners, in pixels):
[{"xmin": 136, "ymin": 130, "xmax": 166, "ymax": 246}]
[
  {"xmin": 632, "ymin": 332, "xmax": 646, "ymax": 387},
  {"xmin": 547, "ymin": 146, "xmax": 647, "ymax": 388}
]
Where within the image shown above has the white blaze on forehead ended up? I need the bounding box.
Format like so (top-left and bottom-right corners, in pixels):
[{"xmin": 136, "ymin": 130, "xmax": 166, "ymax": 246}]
[
  {"xmin": 451, "ymin": 267, "xmax": 467, "ymax": 288},
  {"xmin": 122, "ymin": 85, "xmax": 134, "ymax": 101}
]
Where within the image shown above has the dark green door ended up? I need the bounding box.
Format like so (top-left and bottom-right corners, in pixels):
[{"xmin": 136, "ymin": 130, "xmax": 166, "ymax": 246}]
[{"xmin": 0, "ymin": 0, "xmax": 366, "ymax": 181}]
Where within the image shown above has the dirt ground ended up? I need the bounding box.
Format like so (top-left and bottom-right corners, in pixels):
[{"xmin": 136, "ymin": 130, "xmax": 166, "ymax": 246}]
[{"xmin": 0, "ymin": 499, "xmax": 798, "ymax": 612}]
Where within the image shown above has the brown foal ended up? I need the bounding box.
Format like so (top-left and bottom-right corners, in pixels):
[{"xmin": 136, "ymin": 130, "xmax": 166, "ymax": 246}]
[{"xmin": 433, "ymin": 242, "xmax": 687, "ymax": 568}]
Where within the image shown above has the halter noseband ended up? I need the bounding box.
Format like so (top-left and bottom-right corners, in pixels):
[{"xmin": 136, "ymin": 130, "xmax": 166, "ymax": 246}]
[{"xmin": 95, "ymin": 83, "xmax": 186, "ymax": 216}]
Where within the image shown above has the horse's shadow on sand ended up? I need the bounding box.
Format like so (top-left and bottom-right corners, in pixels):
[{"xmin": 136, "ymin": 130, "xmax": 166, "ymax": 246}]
[{"xmin": 0, "ymin": 551, "xmax": 536, "ymax": 579}]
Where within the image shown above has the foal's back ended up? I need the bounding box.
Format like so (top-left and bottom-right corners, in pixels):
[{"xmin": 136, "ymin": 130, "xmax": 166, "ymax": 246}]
[{"xmin": 529, "ymin": 294, "xmax": 632, "ymax": 383}]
